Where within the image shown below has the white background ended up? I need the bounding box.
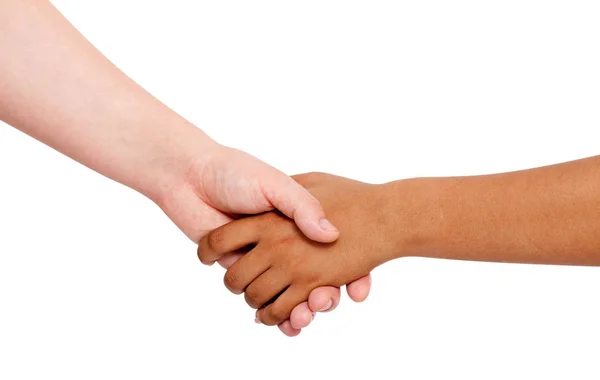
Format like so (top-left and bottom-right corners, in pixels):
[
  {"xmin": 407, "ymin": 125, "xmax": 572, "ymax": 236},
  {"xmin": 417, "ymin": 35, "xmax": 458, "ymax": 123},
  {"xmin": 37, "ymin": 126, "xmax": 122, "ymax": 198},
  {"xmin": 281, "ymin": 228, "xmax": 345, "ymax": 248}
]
[{"xmin": 1, "ymin": 1, "xmax": 600, "ymax": 379}]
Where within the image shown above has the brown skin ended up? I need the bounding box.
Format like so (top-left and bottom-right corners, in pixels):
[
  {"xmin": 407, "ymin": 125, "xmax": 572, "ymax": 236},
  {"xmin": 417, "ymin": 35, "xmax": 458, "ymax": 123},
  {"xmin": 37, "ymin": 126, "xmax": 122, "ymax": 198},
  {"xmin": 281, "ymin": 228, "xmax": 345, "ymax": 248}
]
[
  {"xmin": 199, "ymin": 174, "xmax": 389, "ymax": 325},
  {"xmin": 198, "ymin": 156, "xmax": 600, "ymax": 326}
]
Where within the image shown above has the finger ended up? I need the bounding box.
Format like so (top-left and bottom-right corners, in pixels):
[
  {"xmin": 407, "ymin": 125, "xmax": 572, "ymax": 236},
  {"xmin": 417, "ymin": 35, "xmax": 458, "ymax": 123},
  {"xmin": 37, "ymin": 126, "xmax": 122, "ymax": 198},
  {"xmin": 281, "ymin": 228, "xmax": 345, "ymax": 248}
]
[
  {"xmin": 217, "ymin": 252, "xmax": 245, "ymax": 269},
  {"xmin": 277, "ymin": 320, "xmax": 301, "ymax": 337},
  {"xmin": 261, "ymin": 173, "xmax": 339, "ymax": 243},
  {"xmin": 346, "ymin": 274, "xmax": 372, "ymax": 303},
  {"xmin": 223, "ymin": 248, "xmax": 271, "ymax": 295},
  {"xmin": 257, "ymin": 285, "xmax": 311, "ymax": 326},
  {"xmin": 197, "ymin": 216, "xmax": 262, "ymax": 265},
  {"xmin": 217, "ymin": 244, "xmax": 256, "ymax": 269},
  {"xmin": 243, "ymin": 269, "xmax": 291, "ymax": 309},
  {"xmin": 308, "ymin": 286, "xmax": 341, "ymax": 313},
  {"xmin": 288, "ymin": 287, "xmax": 340, "ymax": 330},
  {"xmin": 289, "ymin": 302, "xmax": 314, "ymax": 329}
]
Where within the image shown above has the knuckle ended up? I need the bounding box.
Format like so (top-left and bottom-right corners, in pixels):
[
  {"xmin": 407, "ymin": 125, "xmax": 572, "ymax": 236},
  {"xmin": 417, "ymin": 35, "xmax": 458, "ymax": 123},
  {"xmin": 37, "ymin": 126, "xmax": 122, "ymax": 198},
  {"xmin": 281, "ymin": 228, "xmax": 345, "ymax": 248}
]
[
  {"xmin": 196, "ymin": 246, "xmax": 212, "ymax": 265},
  {"xmin": 274, "ymin": 248, "xmax": 302, "ymax": 270},
  {"xmin": 244, "ymin": 289, "xmax": 262, "ymax": 309},
  {"xmin": 275, "ymin": 234, "xmax": 295, "ymax": 247},
  {"xmin": 271, "ymin": 229, "xmax": 299, "ymax": 250},
  {"xmin": 307, "ymin": 193, "xmax": 321, "ymax": 205},
  {"xmin": 223, "ymin": 270, "xmax": 243, "ymax": 294},
  {"xmin": 207, "ymin": 229, "xmax": 225, "ymax": 252},
  {"xmin": 266, "ymin": 306, "xmax": 289, "ymax": 326}
]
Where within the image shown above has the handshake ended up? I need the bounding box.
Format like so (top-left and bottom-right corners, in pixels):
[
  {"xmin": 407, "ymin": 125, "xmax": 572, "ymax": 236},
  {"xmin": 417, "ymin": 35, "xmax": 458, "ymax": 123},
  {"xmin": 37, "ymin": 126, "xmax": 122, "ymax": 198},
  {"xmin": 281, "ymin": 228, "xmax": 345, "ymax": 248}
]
[
  {"xmin": 176, "ymin": 142, "xmax": 600, "ymax": 336},
  {"xmin": 4, "ymin": 0, "xmax": 598, "ymax": 342},
  {"xmin": 196, "ymin": 171, "xmax": 410, "ymax": 329},
  {"xmin": 178, "ymin": 142, "xmax": 600, "ymax": 336},
  {"xmin": 178, "ymin": 144, "xmax": 600, "ymax": 336},
  {"xmin": 160, "ymin": 143, "xmax": 434, "ymax": 337}
]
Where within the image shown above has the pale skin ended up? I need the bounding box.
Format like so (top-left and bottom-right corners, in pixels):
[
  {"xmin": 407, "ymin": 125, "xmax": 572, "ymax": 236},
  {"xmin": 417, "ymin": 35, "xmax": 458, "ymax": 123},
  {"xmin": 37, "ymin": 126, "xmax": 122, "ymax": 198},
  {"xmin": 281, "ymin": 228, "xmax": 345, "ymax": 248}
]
[
  {"xmin": 0, "ymin": 0, "xmax": 372, "ymax": 336},
  {"xmin": 199, "ymin": 157, "xmax": 600, "ymax": 325}
]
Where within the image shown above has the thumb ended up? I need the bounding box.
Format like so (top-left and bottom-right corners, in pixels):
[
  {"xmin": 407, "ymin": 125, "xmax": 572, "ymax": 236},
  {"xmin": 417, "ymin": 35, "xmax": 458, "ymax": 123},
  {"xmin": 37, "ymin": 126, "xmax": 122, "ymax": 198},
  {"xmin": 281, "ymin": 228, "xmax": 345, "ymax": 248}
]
[{"xmin": 262, "ymin": 173, "xmax": 340, "ymax": 243}]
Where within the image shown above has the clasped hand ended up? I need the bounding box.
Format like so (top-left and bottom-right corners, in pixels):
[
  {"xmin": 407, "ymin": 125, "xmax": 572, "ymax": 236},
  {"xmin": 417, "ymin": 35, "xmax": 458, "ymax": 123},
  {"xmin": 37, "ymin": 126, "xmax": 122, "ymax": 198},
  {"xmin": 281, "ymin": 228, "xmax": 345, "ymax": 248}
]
[
  {"xmin": 157, "ymin": 144, "xmax": 372, "ymax": 336},
  {"xmin": 198, "ymin": 172, "xmax": 381, "ymax": 327}
]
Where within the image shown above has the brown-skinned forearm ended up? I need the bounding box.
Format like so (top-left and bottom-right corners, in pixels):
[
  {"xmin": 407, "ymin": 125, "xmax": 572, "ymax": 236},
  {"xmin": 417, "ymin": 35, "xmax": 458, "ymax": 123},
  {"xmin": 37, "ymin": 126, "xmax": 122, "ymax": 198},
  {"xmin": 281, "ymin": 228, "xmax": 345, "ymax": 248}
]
[{"xmin": 384, "ymin": 156, "xmax": 600, "ymax": 266}]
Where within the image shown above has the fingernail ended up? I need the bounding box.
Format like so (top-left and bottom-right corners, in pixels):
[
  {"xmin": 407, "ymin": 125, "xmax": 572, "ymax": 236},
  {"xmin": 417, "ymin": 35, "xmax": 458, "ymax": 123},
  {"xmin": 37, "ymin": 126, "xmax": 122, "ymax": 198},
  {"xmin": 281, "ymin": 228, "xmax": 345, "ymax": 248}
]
[
  {"xmin": 255, "ymin": 316, "xmax": 261, "ymax": 324},
  {"xmin": 318, "ymin": 298, "xmax": 333, "ymax": 312},
  {"xmin": 311, "ymin": 312, "xmax": 316, "ymax": 321},
  {"xmin": 319, "ymin": 218, "xmax": 338, "ymax": 232}
]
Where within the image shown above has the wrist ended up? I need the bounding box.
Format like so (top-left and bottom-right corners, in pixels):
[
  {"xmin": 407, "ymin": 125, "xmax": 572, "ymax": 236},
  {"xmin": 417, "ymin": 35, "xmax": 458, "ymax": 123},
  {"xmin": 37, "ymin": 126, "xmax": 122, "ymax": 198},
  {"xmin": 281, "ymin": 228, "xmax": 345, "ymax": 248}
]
[
  {"xmin": 375, "ymin": 177, "xmax": 448, "ymax": 263},
  {"xmin": 134, "ymin": 118, "xmax": 218, "ymax": 205}
]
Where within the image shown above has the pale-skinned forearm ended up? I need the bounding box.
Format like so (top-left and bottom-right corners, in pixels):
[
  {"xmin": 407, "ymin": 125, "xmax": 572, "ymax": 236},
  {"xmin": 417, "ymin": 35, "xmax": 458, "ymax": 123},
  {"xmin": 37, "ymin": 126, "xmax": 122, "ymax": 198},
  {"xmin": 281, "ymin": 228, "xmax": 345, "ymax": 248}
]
[
  {"xmin": 384, "ymin": 156, "xmax": 600, "ymax": 266},
  {"xmin": 0, "ymin": 0, "xmax": 213, "ymax": 201}
]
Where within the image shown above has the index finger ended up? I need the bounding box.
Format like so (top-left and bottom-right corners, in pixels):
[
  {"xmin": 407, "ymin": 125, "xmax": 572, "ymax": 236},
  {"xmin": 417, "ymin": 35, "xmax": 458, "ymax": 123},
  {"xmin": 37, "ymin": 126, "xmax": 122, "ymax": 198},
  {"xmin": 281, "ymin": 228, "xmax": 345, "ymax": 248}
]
[{"xmin": 197, "ymin": 215, "xmax": 263, "ymax": 265}]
